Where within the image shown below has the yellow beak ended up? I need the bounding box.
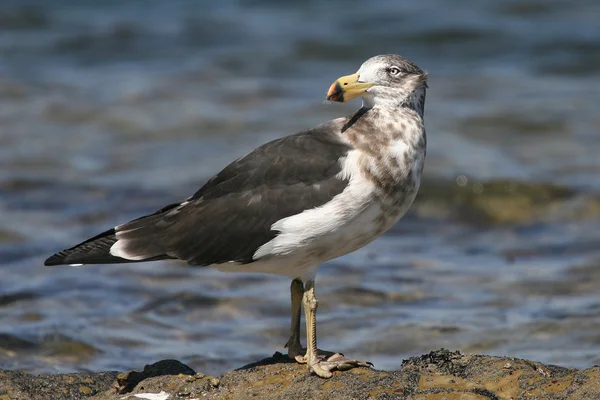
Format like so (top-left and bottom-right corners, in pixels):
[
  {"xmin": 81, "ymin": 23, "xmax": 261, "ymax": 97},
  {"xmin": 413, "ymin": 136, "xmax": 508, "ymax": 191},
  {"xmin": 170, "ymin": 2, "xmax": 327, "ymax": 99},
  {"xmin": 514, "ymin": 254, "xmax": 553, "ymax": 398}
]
[{"xmin": 326, "ymin": 73, "xmax": 376, "ymax": 102}]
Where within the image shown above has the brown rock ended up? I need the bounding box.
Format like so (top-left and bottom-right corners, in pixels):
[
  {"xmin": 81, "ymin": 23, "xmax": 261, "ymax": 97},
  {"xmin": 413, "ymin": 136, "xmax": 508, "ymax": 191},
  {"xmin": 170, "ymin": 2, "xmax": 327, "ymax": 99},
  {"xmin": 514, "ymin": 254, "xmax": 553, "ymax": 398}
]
[
  {"xmin": 0, "ymin": 369, "xmax": 117, "ymax": 400},
  {"xmin": 1, "ymin": 350, "xmax": 598, "ymax": 400},
  {"xmin": 114, "ymin": 359, "xmax": 195, "ymax": 394}
]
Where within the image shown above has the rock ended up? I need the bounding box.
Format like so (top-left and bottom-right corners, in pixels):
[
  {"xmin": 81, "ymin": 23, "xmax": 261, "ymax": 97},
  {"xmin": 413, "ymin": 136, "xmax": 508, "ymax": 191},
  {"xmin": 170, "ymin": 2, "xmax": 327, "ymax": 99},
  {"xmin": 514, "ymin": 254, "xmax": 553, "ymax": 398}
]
[
  {"xmin": 0, "ymin": 369, "xmax": 118, "ymax": 400},
  {"xmin": 114, "ymin": 359, "xmax": 195, "ymax": 394},
  {"xmin": 0, "ymin": 349, "xmax": 598, "ymax": 399}
]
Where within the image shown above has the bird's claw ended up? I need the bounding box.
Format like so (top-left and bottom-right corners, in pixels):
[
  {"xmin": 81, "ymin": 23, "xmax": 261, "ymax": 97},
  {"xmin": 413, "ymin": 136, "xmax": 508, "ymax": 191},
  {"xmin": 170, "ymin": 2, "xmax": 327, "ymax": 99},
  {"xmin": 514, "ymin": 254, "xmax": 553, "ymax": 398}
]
[{"xmin": 308, "ymin": 353, "xmax": 373, "ymax": 378}]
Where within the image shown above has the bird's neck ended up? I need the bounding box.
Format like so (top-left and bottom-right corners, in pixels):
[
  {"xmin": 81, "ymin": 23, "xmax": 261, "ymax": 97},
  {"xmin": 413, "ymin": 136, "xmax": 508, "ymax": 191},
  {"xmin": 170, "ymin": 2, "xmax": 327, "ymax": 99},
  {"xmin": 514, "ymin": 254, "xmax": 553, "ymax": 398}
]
[
  {"xmin": 344, "ymin": 101, "xmax": 426, "ymax": 155},
  {"xmin": 362, "ymin": 85, "xmax": 427, "ymax": 119}
]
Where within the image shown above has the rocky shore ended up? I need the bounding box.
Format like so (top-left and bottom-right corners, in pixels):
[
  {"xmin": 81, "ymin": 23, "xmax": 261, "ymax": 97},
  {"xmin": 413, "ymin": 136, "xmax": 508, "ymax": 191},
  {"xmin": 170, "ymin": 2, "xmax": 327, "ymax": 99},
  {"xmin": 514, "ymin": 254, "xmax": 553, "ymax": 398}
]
[{"xmin": 1, "ymin": 349, "xmax": 599, "ymax": 400}]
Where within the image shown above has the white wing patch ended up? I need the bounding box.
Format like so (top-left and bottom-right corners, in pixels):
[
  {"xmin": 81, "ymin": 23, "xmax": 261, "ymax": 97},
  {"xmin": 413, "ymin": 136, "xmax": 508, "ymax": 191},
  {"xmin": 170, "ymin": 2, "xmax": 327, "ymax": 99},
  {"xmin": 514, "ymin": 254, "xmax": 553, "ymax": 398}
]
[
  {"xmin": 109, "ymin": 238, "xmax": 147, "ymax": 260},
  {"xmin": 109, "ymin": 227, "xmax": 152, "ymax": 261}
]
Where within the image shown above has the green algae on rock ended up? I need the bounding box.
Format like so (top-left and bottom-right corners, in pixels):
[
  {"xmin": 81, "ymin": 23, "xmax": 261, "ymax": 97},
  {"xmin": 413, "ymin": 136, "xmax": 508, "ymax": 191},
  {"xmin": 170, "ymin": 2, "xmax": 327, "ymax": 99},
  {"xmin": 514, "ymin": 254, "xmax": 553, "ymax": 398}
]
[{"xmin": 414, "ymin": 178, "xmax": 600, "ymax": 225}]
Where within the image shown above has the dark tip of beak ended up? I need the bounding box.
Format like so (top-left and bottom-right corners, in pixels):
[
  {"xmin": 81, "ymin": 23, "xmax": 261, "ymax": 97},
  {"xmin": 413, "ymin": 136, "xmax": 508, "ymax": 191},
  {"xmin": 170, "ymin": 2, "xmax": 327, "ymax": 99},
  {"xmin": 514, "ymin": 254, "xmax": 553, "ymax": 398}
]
[{"xmin": 327, "ymin": 82, "xmax": 344, "ymax": 102}]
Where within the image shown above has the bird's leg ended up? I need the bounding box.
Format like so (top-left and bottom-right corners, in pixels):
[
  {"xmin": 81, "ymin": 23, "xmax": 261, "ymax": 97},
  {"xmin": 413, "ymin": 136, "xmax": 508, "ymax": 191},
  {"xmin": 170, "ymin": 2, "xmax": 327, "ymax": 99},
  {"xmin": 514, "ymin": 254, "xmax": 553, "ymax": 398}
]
[
  {"xmin": 285, "ymin": 278, "xmax": 305, "ymax": 362},
  {"xmin": 302, "ymin": 279, "xmax": 373, "ymax": 378},
  {"xmin": 285, "ymin": 278, "xmax": 334, "ymax": 364},
  {"xmin": 302, "ymin": 279, "xmax": 320, "ymax": 368}
]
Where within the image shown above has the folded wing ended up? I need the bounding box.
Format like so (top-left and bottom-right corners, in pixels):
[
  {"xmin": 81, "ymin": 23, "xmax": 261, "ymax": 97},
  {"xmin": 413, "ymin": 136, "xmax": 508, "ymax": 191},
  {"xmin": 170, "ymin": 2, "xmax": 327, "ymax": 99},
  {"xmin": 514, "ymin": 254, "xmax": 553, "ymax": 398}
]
[{"xmin": 45, "ymin": 123, "xmax": 351, "ymax": 267}]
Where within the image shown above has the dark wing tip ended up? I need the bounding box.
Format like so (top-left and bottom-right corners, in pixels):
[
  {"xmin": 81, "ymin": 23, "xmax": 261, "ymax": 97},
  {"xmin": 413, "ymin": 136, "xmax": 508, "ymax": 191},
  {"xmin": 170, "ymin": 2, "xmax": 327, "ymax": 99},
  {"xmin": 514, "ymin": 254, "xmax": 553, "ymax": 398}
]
[
  {"xmin": 44, "ymin": 252, "xmax": 68, "ymax": 266},
  {"xmin": 42, "ymin": 227, "xmax": 119, "ymax": 267}
]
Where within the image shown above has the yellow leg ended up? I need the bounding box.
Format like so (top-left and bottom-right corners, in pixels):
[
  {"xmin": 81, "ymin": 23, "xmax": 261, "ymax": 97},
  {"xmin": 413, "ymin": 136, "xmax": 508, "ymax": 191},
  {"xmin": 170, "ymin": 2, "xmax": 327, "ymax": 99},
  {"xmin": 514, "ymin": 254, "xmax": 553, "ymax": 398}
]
[
  {"xmin": 303, "ymin": 279, "xmax": 332, "ymax": 377},
  {"xmin": 302, "ymin": 279, "xmax": 373, "ymax": 378}
]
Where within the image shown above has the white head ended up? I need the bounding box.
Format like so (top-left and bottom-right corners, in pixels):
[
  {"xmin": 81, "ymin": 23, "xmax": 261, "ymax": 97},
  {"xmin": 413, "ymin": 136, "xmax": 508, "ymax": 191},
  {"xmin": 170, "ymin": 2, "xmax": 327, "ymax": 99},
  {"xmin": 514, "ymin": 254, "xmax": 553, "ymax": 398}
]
[{"xmin": 327, "ymin": 54, "xmax": 428, "ymax": 114}]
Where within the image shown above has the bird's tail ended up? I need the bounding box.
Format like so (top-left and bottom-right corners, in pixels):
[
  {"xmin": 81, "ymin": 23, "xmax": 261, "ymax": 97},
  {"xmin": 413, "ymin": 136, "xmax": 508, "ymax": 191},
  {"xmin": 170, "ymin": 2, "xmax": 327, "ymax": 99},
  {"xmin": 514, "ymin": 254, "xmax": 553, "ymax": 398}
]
[{"xmin": 44, "ymin": 204, "xmax": 180, "ymax": 266}]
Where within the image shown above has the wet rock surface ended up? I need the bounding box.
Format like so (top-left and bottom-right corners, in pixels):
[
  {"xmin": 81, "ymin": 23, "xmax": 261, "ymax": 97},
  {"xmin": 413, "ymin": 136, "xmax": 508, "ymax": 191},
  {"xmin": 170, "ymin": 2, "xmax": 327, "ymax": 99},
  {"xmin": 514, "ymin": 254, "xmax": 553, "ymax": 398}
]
[
  {"xmin": 414, "ymin": 178, "xmax": 600, "ymax": 226},
  {"xmin": 1, "ymin": 349, "xmax": 598, "ymax": 400}
]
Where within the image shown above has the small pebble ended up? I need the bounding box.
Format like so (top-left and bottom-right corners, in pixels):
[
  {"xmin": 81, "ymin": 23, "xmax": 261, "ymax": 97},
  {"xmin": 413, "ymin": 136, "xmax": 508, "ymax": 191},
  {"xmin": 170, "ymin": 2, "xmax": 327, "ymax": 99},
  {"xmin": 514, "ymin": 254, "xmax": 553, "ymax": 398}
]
[{"xmin": 537, "ymin": 367, "xmax": 550, "ymax": 377}]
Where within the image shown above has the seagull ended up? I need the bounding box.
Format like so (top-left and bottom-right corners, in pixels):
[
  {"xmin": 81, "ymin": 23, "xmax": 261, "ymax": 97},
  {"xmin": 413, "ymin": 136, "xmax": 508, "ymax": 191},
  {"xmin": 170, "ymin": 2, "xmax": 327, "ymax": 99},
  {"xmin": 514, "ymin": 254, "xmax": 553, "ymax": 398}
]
[{"xmin": 45, "ymin": 54, "xmax": 428, "ymax": 378}]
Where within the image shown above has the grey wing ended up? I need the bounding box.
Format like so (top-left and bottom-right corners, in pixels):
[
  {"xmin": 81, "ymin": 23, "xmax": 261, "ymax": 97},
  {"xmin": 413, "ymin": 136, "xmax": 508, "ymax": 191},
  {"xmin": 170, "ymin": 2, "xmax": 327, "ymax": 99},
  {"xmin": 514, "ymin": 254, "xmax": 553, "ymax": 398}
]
[{"xmin": 112, "ymin": 123, "xmax": 352, "ymax": 266}]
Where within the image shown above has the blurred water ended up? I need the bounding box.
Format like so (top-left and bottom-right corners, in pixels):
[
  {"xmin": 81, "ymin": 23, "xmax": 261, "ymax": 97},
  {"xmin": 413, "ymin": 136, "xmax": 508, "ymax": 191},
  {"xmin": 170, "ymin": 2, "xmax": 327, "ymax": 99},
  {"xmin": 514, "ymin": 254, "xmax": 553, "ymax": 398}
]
[{"xmin": 1, "ymin": 0, "xmax": 600, "ymax": 375}]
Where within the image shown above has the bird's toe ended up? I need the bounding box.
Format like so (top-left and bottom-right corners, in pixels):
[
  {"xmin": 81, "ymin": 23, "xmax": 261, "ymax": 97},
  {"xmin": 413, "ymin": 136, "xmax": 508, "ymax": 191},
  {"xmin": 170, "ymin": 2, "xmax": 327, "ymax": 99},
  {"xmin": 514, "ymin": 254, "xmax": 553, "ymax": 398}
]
[{"xmin": 308, "ymin": 353, "xmax": 373, "ymax": 378}]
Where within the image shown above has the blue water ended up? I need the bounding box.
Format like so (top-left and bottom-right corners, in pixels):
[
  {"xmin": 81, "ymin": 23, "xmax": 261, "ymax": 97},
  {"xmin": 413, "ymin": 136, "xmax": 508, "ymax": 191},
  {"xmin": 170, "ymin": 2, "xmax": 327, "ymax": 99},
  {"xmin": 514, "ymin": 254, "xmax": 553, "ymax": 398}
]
[{"xmin": 1, "ymin": 0, "xmax": 600, "ymax": 375}]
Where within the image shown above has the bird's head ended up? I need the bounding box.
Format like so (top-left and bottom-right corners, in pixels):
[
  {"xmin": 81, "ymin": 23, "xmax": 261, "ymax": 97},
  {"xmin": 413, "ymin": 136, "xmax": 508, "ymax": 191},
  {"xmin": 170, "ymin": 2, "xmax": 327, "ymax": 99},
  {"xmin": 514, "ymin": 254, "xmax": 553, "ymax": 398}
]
[{"xmin": 327, "ymin": 54, "xmax": 427, "ymax": 111}]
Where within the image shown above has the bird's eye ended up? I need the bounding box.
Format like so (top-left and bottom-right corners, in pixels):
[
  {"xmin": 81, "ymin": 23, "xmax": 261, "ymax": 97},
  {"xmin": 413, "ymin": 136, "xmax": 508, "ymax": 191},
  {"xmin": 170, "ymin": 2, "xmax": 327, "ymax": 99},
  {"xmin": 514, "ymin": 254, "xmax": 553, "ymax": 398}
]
[{"xmin": 388, "ymin": 66, "xmax": 401, "ymax": 76}]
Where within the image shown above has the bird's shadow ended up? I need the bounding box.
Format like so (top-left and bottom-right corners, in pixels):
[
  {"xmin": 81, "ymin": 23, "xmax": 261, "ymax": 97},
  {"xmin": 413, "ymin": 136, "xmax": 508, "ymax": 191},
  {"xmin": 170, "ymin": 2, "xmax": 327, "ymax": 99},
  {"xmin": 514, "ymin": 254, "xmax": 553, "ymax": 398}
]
[
  {"xmin": 115, "ymin": 359, "xmax": 196, "ymax": 394},
  {"xmin": 235, "ymin": 351, "xmax": 296, "ymax": 371}
]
